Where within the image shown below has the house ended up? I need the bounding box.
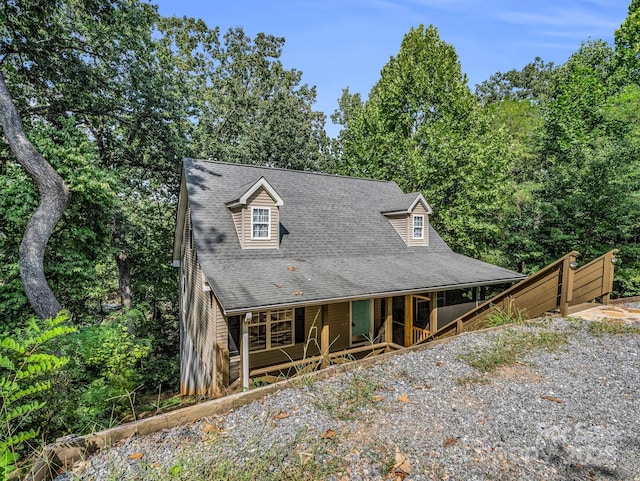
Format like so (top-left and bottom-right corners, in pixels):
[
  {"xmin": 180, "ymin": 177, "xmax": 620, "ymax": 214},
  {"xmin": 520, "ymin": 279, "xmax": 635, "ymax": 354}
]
[{"xmin": 173, "ymin": 159, "xmax": 525, "ymax": 396}]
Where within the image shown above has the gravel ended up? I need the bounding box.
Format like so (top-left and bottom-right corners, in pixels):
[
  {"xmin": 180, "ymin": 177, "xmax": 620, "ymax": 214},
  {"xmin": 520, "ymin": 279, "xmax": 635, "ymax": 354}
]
[{"xmin": 57, "ymin": 316, "xmax": 640, "ymax": 481}]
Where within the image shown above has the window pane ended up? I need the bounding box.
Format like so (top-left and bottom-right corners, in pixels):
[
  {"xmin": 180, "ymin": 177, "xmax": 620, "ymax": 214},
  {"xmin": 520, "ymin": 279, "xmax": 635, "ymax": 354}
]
[
  {"xmin": 269, "ymin": 309, "xmax": 293, "ymax": 347},
  {"xmin": 253, "ymin": 208, "xmax": 269, "ymax": 223},
  {"xmin": 413, "ymin": 227, "xmax": 423, "ymax": 238},
  {"xmin": 248, "ymin": 324, "xmax": 266, "ymax": 351},
  {"xmin": 252, "ymin": 223, "xmax": 269, "ymax": 238}
]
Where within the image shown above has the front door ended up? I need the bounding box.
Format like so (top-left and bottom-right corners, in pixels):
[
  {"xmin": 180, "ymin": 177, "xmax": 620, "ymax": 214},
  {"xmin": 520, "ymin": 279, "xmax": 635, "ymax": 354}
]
[{"xmin": 351, "ymin": 299, "xmax": 372, "ymax": 344}]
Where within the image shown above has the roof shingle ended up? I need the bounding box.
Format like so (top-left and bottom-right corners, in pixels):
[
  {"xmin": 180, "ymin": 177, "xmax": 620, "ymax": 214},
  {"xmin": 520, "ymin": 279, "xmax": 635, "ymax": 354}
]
[{"xmin": 180, "ymin": 159, "xmax": 524, "ymax": 313}]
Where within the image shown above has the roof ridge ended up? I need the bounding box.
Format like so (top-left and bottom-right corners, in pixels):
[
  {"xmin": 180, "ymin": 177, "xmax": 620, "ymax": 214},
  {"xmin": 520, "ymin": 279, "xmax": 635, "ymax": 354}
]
[{"xmin": 183, "ymin": 158, "xmax": 396, "ymax": 185}]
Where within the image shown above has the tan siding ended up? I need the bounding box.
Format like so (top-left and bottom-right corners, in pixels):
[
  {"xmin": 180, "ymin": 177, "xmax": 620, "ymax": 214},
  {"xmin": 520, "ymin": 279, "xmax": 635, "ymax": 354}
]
[
  {"xmin": 229, "ymin": 206, "xmax": 243, "ymax": 248},
  {"xmin": 243, "ymin": 188, "xmax": 280, "ymax": 249},
  {"xmin": 180, "ymin": 204, "xmax": 222, "ymax": 397},
  {"xmin": 327, "ymin": 302, "xmax": 350, "ymax": 350},
  {"xmin": 388, "ymin": 214, "xmax": 409, "ymax": 244},
  {"xmin": 408, "ymin": 203, "xmax": 429, "ymax": 247}
]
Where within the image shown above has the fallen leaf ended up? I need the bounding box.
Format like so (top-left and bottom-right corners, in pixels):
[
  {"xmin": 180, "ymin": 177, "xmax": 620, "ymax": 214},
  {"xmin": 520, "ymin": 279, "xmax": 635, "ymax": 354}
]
[
  {"xmin": 274, "ymin": 283, "xmax": 283, "ymax": 288},
  {"xmin": 320, "ymin": 429, "xmax": 336, "ymax": 439},
  {"xmin": 203, "ymin": 422, "xmax": 222, "ymax": 434},
  {"xmin": 292, "ymin": 290, "xmax": 303, "ymax": 295},
  {"xmin": 541, "ymin": 395, "xmax": 563, "ymax": 403},
  {"xmin": 443, "ymin": 437, "xmax": 459, "ymax": 448},
  {"xmin": 287, "ymin": 265, "xmax": 299, "ymax": 272},
  {"xmin": 398, "ymin": 394, "xmax": 409, "ymax": 403},
  {"xmin": 293, "ymin": 258, "xmax": 306, "ymax": 262},
  {"xmin": 413, "ymin": 384, "xmax": 432, "ymax": 390},
  {"xmin": 373, "ymin": 395, "xmax": 384, "ymax": 402},
  {"xmin": 272, "ymin": 410, "xmax": 290, "ymax": 420},
  {"xmin": 393, "ymin": 447, "xmax": 411, "ymax": 474},
  {"xmin": 436, "ymin": 361, "xmax": 444, "ymax": 367},
  {"xmin": 128, "ymin": 452, "xmax": 144, "ymax": 460}
]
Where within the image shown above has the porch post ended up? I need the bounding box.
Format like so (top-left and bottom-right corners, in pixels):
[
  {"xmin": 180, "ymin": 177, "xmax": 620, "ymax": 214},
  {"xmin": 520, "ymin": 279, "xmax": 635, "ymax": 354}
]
[
  {"xmin": 404, "ymin": 295, "xmax": 413, "ymax": 346},
  {"xmin": 602, "ymin": 249, "xmax": 618, "ymax": 304},
  {"xmin": 241, "ymin": 312, "xmax": 251, "ymax": 390},
  {"xmin": 321, "ymin": 305, "xmax": 330, "ymax": 369},
  {"xmin": 384, "ymin": 297, "xmax": 393, "ymax": 345},
  {"xmin": 429, "ymin": 292, "xmax": 437, "ymax": 334},
  {"xmin": 560, "ymin": 253, "xmax": 577, "ymax": 316}
]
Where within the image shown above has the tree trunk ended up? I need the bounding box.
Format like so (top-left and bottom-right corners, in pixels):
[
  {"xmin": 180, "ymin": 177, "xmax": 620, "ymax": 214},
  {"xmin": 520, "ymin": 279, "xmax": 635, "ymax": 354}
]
[
  {"xmin": 117, "ymin": 252, "xmax": 132, "ymax": 309},
  {"xmin": 0, "ymin": 73, "xmax": 70, "ymax": 319}
]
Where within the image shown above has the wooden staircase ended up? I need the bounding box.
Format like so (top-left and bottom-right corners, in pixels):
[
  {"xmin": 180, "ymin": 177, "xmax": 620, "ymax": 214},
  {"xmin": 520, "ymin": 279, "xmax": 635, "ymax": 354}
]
[{"xmin": 423, "ymin": 249, "xmax": 619, "ymax": 342}]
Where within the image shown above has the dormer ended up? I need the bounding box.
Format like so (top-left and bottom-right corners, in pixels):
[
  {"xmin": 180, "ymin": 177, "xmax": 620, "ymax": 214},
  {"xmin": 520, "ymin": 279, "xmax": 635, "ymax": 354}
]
[
  {"xmin": 381, "ymin": 193, "xmax": 433, "ymax": 247},
  {"xmin": 226, "ymin": 177, "xmax": 283, "ymax": 249}
]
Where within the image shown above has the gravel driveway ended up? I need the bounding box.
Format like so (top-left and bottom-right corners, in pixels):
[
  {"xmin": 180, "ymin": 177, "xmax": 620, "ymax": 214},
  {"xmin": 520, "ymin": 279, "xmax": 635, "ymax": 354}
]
[{"xmin": 58, "ymin": 316, "xmax": 640, "ymax": 481}]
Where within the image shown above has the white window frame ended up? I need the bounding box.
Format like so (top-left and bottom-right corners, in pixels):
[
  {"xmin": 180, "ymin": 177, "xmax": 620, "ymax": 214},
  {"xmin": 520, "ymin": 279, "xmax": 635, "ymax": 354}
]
[
  {"xmin": 412, "ymin": 214, "xmax": 424, "ymax": 239},
  {"xmin": 251, "ymin": 207, "xmax": 271, "ymax": 240},
  {"xmin": 247, "ymin": 309, "xmax": 294, "ymax": 352}
]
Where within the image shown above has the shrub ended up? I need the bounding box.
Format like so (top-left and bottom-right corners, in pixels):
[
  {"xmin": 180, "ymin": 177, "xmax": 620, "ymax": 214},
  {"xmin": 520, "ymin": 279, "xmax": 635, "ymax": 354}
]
[{"xmin": 0, "ymin": 312, "xmax": 75, "ymax": 479}]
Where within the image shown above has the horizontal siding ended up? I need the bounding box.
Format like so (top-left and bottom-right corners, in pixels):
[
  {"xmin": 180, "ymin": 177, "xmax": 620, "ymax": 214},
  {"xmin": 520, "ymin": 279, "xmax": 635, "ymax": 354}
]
[
  {"xmin": 387, "ymin": 214, "xmax": 408, "ymax": 244},
  {"xmin": 243, "ymin": 188, "xmax": 279, "ymax": 249},
  {"xmin": 229, "ymin": 206, "xmax": 243, "ymax": 248},
  {"xmin": 180, "ymin": 205, "xmax": 219, "ymax": 396},
  {"xmin": 327, "ymin": 302, "xmax": 350, "ymax": 350}
]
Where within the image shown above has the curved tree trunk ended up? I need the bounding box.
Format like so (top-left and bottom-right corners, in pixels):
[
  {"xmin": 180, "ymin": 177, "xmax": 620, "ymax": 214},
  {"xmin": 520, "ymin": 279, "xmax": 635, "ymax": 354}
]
[{"xmin": 0, "ymin": 73, "xmax": 70, "ymax": 319}]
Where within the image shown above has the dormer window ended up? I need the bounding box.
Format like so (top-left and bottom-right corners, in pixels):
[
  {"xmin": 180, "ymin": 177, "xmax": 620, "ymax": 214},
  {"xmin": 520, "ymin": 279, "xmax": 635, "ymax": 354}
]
[
  {"xmin": 252, "ymin": 207, "xmax": 271, "ymax": 239},
  {"xmin": 226, "ymin": 176, "xmax": 283, "ymax": 249},
  {"xmin": 381, "ymin": 192, "xmax": 432, "ymax": 247},
  {"xmin": 412, "ymin": 215, "xmax": 424, "ymax": 239}
]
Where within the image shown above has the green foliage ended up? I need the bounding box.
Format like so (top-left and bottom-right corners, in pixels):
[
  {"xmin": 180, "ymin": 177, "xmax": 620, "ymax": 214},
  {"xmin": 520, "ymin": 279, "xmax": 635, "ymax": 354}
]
[
  {"xmin": 587, "ymin": 320, "xmax": 640, "ymax": 337},
  {"xmin": 49, "ymin": 309, "xmax": 152, "ymax": 434},
  {"xmin": 483, "ymin": 301, "xmax": 528, "ymax": 328},
  {"xmin": 459, "ymin": 327, "xmax": 568, "ymax": 373},
  {"xmin": 476, "ymin": 56, "xmax": 556, "ymax": 105},
  {"xmin": 158, "ymin": 19, "xmax": 330, "ymax": 171},
  {"xmin": 313, "ymin": 370, "xmax": 381, "ymax": 420},
  {"xmin": 0, "ymin": 313, "xmax": 75, "ymax": 478},
  {"xmin": 333, "ymin": 25, "xmax": 514, "ymax": 261}
]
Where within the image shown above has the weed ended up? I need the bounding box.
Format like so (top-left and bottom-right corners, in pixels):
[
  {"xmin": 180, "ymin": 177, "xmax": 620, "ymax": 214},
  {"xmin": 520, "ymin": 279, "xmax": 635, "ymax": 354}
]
[
  {"xmin": 587, "ymin": 320, "xmax": 640, "ymax": 337},
  {"xmin": 483, "ymin": 299, "xmax": 527, "ymax": 328},
  {"xmin": 459, "ymin": 328, "xmax": 568, "ymax": 373},
  {"xmin": 313, "ymin": 370, "xmax": 382, "ymax": 420}
]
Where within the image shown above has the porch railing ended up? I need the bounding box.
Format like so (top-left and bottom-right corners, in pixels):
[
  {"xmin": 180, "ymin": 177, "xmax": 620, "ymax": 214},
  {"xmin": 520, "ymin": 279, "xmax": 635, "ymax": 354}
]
[
  {"xmin": 248, "ymin": 341, "xmax": 404, "ymax": 383},
  {"xmin": 422, "ymin": 249, "xmax": 618, "ymax": 342},
  {"xmin": 412, "ymin": 326, "xmax": 430, "ymax": 345}
]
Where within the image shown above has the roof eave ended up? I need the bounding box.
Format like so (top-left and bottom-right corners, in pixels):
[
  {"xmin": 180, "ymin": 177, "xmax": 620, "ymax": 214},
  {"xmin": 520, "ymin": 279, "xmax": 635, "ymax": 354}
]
[{"xmin": 220, "ymin": 275, "xmax": 525, "ymax": 316}]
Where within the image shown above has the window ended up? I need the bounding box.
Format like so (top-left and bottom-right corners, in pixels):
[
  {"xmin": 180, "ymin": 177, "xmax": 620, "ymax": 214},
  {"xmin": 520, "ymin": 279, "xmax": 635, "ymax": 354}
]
[
  {"xmin": 247, "ymin": 309, "xmax": 294, "ymax": 351},
  {"xmin": 412, "ymin": 215, "xmax": 424, "ymax": 239},
  {"xmin": 251, "ymin": 207, "xmax": 271, "ymax": 239}
]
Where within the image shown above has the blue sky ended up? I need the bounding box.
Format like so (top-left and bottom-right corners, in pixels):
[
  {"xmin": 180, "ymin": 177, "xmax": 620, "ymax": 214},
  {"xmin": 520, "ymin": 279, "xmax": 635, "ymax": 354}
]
[{"xmin": 153, "ymin": 0, "xmax": 631, "ymax": 137}]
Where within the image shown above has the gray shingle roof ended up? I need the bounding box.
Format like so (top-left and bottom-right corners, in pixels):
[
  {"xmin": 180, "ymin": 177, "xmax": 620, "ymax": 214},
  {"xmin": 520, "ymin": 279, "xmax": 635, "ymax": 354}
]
[
  {"xmin": 181, "ymin": 159, "xmax": 524, "ymax": 314},
  {"xmin": 380, "ymin": 193, "xmax": 431, "ymax": 215}
]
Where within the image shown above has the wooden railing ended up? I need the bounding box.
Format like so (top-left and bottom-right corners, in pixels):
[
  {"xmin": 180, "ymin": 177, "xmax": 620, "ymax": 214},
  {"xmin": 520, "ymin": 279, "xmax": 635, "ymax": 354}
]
[
  {"xmin": 571, "ymin": 249, "xmax": 618, "ymax": 305},
  {"xmin": 249, "ymin": 341, "xmax": 404, "ymax": 383},
  {"xmin": 424, "ymin": 249, "xmax": 618, "ymax": 342},
  {"xmin": 412, "ymin": 326, "xmax": 430, "ymax": 345}
]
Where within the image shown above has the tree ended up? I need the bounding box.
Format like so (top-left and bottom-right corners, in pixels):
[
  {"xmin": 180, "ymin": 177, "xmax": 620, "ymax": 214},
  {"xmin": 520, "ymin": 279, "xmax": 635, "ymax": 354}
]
[
  {"xmin": 614, "ymin": 0, "xmax": 640, "ymax": 84},
  {"xmin": 0, "ymin": 76, "xmax": 69, "ymax": 319},
  {"xmin": 1, "ymin": 0, "xmax": 188, "ymax": 316},
  {"xmin": 475, "ymin": 57, "xmax": 556, "ymax": 106},
  {"xmin": 333, "ymin": 25, "xmax": 513, "ymax": 260},
  {"xmin": 158, "ymin": 19, "xmax": 330, "ymax": 171}
]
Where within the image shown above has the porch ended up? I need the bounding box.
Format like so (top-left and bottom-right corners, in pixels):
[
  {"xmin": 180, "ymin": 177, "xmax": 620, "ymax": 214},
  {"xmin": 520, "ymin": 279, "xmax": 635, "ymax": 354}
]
[{"xmin": 224, "ymin": 288, "xmax": 507, "ymax": 389}]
